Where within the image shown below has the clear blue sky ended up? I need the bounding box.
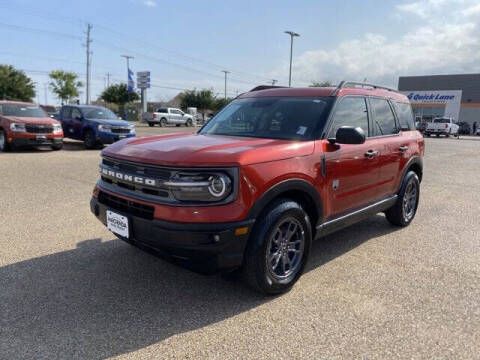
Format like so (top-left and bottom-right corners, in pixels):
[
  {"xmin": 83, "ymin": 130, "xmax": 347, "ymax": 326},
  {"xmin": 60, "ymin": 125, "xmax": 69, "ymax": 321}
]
[{"xmin": 1, "ymin": 0, "xmax": 479, "ymax": 105}]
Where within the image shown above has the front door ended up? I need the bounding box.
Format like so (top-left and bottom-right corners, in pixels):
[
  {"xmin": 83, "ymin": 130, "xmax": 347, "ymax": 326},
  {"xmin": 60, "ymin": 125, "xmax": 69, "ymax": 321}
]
[
  {"xmin": 323, "ymin": 96, "xmax": 382, "ymax": 218},
  {"xmin": 70, "ymin": 108, "xmax": 84, "ymax": 140}
]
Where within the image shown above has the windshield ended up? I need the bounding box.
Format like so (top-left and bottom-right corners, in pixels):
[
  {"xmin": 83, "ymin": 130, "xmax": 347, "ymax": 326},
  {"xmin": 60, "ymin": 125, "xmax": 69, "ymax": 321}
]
[
  {"xmin": 1, "ymin": 104, "xmax": 47, "ymax": 117},
  {"xmin": 83, "ymin": 107, "xmax": 118, "ymax": 120},
  {"xmin": 199, "ymin": 97, "xmax": 331, "ymax": 140}
]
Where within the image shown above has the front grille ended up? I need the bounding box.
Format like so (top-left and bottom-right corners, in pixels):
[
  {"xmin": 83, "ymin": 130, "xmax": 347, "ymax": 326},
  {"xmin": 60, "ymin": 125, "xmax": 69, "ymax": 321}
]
[
  {"xmin": 98, "ymin": 191, "xmax": 154, "ymax": 220},
  {"xmin": 25, "ymin": 124, "xmax": 53, "ymax": 134},
  {"xmin": 111, "ymin": 127, "xmax": 131, "ymax": 134}
]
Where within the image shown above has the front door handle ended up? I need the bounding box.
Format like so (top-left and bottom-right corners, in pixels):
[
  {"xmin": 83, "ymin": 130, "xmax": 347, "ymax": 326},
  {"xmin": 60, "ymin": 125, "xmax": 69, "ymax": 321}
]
[
  {"xmin": 399, "ymin": 145, "xmax": 409, "ymax": 152},
  {"xmin": 364, "ymin": 150, "xmax": 379, "ymax": 158}
]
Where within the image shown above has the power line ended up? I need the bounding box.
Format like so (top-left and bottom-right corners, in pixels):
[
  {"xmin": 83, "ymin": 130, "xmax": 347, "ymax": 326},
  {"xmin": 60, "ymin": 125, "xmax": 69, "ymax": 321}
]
[{"xmin": 0, "ymin": 21, "xmax": 82, "ymax": 40}]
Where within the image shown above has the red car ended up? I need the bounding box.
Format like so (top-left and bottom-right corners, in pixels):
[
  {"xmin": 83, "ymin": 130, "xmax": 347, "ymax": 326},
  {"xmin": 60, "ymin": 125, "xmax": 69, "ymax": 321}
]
[
  {"xmin": 0, "ymin": 101, "xmax": 63, "ymax": 151},
  {"xmin": 91, "ymin": 81, "xmax": 424, "ymax": 294}
]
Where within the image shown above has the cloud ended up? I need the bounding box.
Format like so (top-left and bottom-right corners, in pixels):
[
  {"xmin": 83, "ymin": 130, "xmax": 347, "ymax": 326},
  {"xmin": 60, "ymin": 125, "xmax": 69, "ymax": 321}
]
[
  {"xmin": 144, "ymin": 0, "xmax": 157, "ymax": 7},
  {"xmin": 279, "ymin": 0, "xmax": 480, "ymax": 87}
]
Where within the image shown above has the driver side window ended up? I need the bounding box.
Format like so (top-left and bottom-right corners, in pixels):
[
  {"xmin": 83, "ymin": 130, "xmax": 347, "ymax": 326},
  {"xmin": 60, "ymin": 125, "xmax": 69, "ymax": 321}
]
[
  {"xmin": 328, "ymin": 97, "xmax": 369, "ymax": 138},
  {"xmin": 71, "ymin": 108, "xmax": 82, "ymax": 120}
]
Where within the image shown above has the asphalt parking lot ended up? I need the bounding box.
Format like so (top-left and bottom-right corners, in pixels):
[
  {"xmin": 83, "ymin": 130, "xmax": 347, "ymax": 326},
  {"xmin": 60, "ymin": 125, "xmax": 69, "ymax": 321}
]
[{"xmin": 1, "ymin": 126, "xmax": 479, "ymax": 359}]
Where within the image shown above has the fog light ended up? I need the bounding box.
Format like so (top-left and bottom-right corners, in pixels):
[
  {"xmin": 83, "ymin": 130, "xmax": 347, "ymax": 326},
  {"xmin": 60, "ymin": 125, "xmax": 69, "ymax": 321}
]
[{"xmin": 235, "ymin": 227, "xmax": 249, "ymax": 236}]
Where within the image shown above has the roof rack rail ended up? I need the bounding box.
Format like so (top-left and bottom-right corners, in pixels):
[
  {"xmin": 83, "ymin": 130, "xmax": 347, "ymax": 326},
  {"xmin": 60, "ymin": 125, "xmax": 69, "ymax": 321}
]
[
  {"xmin": 331, "ymin": 81, "xmax": 398, "ymax": 96},
  {"xmin": 249, "ymin": 85, "xmax": 287, "ymax": 92}
]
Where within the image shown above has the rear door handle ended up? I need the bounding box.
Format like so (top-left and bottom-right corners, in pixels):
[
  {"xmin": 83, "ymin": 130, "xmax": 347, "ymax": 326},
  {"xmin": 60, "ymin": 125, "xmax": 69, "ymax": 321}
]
[
  {"xmin": 399, "ymin": 146, "xmax": 408, "ymax": 152},
  {"xmin": 364, "ymin": 150, "xmax": 379, "ymax": 158}
]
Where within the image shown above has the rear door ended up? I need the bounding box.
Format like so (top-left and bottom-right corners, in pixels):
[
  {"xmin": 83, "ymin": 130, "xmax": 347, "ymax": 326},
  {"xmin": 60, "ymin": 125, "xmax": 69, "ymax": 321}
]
[
  {"xmin": 70, "ymin": 107, "xmax": 84, "ymax": 139},
  {"xmin": 60, "ymin": 106, "xmax": 73, "ymax": 137},
  {"xmin": 324, "ymin": 96, "xmax": 382, "ymax": 217},
  {"xmin": 368, "ymin": 97, "xmax": 406, "ymax": 197}
]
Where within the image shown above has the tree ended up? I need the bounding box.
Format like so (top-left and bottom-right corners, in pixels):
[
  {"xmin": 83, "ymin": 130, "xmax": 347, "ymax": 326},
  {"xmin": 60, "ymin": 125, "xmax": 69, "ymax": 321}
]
[
  {"xmin": 310, "ymin": 80, "xmax": 334, "ymax": 87},
  {"xmin": 101, "ymin": 84, "xmax": 139, "ymax": 106},
  {"xmin": 0, "ymin": 64, "xmax": 35, "ymax": 102},
  {"xmin": 213, "ymin": 97, "xmax": 232, "ymax": 112},
  {"xmin": 101, "ymin": 84, "xmax": 139, "ymax": 120},
  {"xmin": 180, "ymin": 89, "xmax": 215, "ymax": 111},
  {"xmin": 49, "ymin": 70, "xmax": 83, "ymax": 104}
]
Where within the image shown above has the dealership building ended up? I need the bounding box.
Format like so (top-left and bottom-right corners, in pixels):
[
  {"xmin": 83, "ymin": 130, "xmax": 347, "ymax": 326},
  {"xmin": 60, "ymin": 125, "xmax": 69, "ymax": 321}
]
[{"xmin": 398, "ymin": 74, "xmax": 480, "ymax": 131}]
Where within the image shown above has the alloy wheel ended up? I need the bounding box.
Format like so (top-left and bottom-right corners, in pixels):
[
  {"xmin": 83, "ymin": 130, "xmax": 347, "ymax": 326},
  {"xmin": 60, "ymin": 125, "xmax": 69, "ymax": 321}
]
[
  {"xmin": 402, "ymin": 179, "xmax": 418, "ymax": 221},
  {"xmin": 266, "ymin": 217, "xmax": 305, "ymax": 280}
]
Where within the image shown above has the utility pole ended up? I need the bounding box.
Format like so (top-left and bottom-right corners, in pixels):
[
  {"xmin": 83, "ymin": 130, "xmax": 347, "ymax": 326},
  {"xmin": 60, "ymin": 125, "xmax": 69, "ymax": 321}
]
[
  {"xmin": 284, "ymin": 31, "xmax": 300, "ymax": 87},
  {"xmin": 121, "ymin": 55, "xmax": 134, "ymax": 86},
  {"xmin": 271, "ymin": 79, "xmax": 278, "ymax": 86},
  {"xmin": 85, "ymin": 23, "xmax": 92, "ymax": 104},
  {"xmin": 106, "ymin": 72, "xmax": 111, "ymax": 88},
  {"xmin": 221, "ymin": 70, "xmax": 230, "ymax": 99},
  {"xmin": 44, "ymin": 83, "xmax": 48, "ymax": 104}
]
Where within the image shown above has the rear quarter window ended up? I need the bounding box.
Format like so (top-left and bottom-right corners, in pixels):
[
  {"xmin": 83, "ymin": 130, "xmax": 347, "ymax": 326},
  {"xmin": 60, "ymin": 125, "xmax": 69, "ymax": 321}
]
[{"xmin": 395, "ymin": 102, "xmax": 415, "ymax": 130}]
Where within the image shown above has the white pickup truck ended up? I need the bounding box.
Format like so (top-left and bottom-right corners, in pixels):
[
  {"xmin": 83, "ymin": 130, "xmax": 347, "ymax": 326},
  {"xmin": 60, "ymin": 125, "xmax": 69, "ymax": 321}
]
[
  {"xmin": 424, "ymin": 117, "xmax": 459, "ymax": 137},
  {"xmin": 146, "ymin": 107, "xmax": 195, "ymax": 127}
]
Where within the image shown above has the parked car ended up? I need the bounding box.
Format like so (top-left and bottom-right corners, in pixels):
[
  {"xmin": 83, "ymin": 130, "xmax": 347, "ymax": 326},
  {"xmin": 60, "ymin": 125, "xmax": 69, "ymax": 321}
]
[
  {"xmin": 424, "ymin": 117, "xmax": 459, "ymax": 137},
  {"xmin": 0, "ymin": 101, "xmax": 63, "ymax": 151},
  {"xmin": 57, "ymin": 105, "xmax": 135, "ymax": 149},
  {"xmin": 147, "ymin": 107, "xmax": 195, "ymax": 127},
  {"xmin": 39, "ymin": 105, "xmax": 58, "ymax": 118},
  {"xmin": 457, "ymin": 121, "xmax": 471, "ymax": 135},
  {"xmin": 90, "ymin": 82, "xmax": 424, "ymax": 294}
]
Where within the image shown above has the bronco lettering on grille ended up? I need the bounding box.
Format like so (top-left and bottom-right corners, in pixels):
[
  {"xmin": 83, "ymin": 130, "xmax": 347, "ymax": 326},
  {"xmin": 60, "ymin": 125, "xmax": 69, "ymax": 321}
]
[{"xmin": 102, "ymin": 168, "xmax": 157, "ymax": 186}]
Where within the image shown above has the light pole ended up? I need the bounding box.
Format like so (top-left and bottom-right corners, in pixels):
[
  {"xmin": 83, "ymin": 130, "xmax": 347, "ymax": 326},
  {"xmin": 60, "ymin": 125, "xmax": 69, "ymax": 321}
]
[
  {"xmin": 284, "ymin": 31, "xmax": 300, "ymax": 87},
  {"xmin": 221, "ymin": 70, "xmax": 230, "ymax": 99}
]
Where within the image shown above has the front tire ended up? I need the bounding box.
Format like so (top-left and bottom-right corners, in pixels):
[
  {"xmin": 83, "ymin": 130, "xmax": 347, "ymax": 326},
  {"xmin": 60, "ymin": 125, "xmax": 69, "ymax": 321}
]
[
  {"xmin": 186, "ymin": 119, "xmax": 193, "ymax": 127},
  {"xmin": 0, "ymin": 129, "xmax": 11, "ymax": 152},
  {"xmin": 385, "ymin": 171, "xmax": 420, "ymax": 227},
  {"xmin": 243, "ymin": 199, "xmax": 312, "ymax": 295},
  {"xmin": 160, "ymin": 118, "xmax": 167, "ymax": 127},
  {"xmin": 51, "ymin": 143, "xmax": 63, "ymax": 151},
  {"xmin": 84, "ymin": 129, "xmax": 97, "ymax": 149}
]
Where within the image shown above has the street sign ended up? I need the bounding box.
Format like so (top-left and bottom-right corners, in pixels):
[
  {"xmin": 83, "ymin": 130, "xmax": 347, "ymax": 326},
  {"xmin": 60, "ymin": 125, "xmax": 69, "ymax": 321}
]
[
  {"xmin": 137, "ymin": 71, "xmax": 151, "ymax": 89},
  {"xmin": 137, "ymin": 71, "xmax": 150, "ymax": 78}
]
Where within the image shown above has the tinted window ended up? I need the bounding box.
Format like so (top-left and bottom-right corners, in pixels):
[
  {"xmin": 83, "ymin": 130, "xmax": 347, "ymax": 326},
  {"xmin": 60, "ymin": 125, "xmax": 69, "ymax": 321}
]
[
  {"xmin": 157, "ymin": 108, "xmax": 167, "ymax": 113},
  {"xmin": 83, "ymin": 107, "xmax": 118, "ymax": 120},
  {"xmin": 62, "ymin": 107, "xmax": 72, "ymax": 119},
  {"xmin": 434, "ymin": 118, "xmax": 450, "ymax": 123},
  {"xmin": 71, "ymin": 108, "xmax": 82, "ymax": 119},
  {"xmin": 1, "ymin": 104, "xmax": 46, "ymax": 117},
  {"xmin": 328, "ymin": 97, "xmax": 368, "ymax": 137},
  {"xmin": 200, "ymin": 97, "xmax": 331, "ymax": 140},
  {"xmin": 370, "ymin": 98, "xmax": 398, "ymax": 136},
  {"xmin": 395, "ymin": 102, "xmax": 415, "ymax": 130}
]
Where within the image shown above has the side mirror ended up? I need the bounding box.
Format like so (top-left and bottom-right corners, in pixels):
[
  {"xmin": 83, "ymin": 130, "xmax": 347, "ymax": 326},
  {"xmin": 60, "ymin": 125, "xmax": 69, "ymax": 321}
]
[
  {"xmin": 329, "ymin": 126, "xmax": 366, "ymax": 145},
  {"xmin": 74, "ymin": 115, "xmax": 82, "ymax": 121}
]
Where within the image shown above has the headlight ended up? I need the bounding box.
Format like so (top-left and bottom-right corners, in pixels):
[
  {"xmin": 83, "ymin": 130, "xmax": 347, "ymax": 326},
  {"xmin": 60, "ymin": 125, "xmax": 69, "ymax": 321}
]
[
  {"xmin": 53, "ymin": 124, "xmax": 62, "ymax": 134},
  {"xmin": 98, "ymin": 124, "xmax": 112, "ymax": 132},
  {"xmin": 10, "ymin": 123, "xmax": 26, "ymax": 132},
  {"xmin": 127, "ymin": 125, "xmax": 135, "ymax": 132},
  {"xmin": 165, "ymin": 172, "xmax": 232, "ymax": 202}
]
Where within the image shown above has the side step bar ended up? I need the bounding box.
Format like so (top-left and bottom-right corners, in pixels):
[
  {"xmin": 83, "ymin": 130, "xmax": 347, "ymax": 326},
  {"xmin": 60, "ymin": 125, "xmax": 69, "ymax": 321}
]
[{"xmin": 315, "ymin": 195, "xmax": 398, "ymax": 239}]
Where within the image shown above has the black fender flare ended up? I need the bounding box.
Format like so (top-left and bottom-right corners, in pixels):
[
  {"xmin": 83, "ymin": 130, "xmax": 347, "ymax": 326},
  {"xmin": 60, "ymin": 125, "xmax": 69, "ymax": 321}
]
[
  {"xmin": 398, "ymin": 156, "xmax": 423, "ymax": 192},
  {"xmin": 246, "ymin": 179, "xmax": 323, "ymax": 224}
]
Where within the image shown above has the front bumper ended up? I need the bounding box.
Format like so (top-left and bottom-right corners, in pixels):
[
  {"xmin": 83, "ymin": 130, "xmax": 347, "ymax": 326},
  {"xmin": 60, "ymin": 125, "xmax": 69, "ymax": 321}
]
[
  {"xmin": 10, "ymin": 136, "xmax": 63, "ymax": 147},
  {"xmin": 90, "ymin": 196, "xmax": 253, "ymax": 270},
  {"xmin": 98, "ymin": 132, "xmax": 135, "ymax": 144}
]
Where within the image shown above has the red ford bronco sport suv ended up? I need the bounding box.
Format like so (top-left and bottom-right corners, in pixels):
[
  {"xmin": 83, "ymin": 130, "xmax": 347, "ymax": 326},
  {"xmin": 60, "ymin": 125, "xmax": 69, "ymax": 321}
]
[
  {"xmin": 0, "ymin": 101, "xmax": 63, "ymax": 151},
  {"xmin": 91, "ymin": 81, "xmax": 424, "ymax": 294}
]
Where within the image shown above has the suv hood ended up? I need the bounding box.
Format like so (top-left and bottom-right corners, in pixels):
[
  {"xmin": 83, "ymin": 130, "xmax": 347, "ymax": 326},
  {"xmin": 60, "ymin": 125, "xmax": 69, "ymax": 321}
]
[
  {"xmin": 102, "ymin": 133, "xmax": 314, "ymax": 166},
  {"xmin": 2, "ymin": 116, "xmax": 60, "ymax": 125},
  {"xmin": 87, "ymin": 118, "xmax": 131, "ymax": 126}
]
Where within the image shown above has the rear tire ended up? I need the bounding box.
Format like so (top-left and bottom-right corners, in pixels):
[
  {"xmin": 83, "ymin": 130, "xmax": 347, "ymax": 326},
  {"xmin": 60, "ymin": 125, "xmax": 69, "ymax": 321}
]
[
  {"xmin": 84, "ymin": 129, "xmax": 97, "ymax": 149},
  {"xmin": 243, "ymin": 199, "xmax": 312, "ymax": 295},
  {"xmin": 385, "ymin": 171, "xmax": 420, "ymax": 227},
  {"xmin": 187, "ymin": 119, "xmax": 193, "ymax": 127},
  {"xmin": 148, "ymin": 122, "xmax": 154, "ymax": 127}
]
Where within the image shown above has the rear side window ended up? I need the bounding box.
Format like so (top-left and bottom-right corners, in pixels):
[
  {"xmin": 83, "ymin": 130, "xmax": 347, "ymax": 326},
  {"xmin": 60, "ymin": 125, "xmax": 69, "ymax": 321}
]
[
  {"xmin": 370, "ymin": 98, "xmax": 399, "ymax": 136},
  {"xmin": 62, "ymin": 107, "xmax": 72, "ymax": 119},
  {"xmin": 395, "ymin": 102, "xmax": 415, "ymax": 130},
  {"xmin": 328, "ymin": 97, "xmax": 369, "ymax": 138},
  {"xmin": 434, "ymin": 118, "xmax": 450, "ymax": 123},
  {"xmin": 157, "ymin": 108, "xmax": 167, "ymax": 113}
]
